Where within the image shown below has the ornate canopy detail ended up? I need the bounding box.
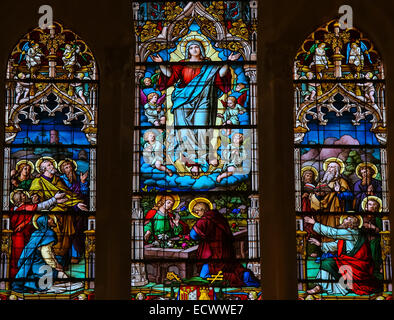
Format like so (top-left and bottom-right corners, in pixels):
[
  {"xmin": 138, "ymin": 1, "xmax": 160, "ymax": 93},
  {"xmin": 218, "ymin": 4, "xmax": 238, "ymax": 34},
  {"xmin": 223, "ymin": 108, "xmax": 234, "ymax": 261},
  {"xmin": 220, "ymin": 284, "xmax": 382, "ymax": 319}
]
[{"xmin": 134, "ymin": 1, "xmax": 254, "ymax": 62}]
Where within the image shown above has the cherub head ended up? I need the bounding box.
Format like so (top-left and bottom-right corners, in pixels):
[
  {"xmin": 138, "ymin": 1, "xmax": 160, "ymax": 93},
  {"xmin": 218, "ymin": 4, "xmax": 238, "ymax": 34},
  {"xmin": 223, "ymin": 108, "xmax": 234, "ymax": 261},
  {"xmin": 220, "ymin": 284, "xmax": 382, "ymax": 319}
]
[
  {"xmin": 365, "ymin": 72, "xmax": 374, "ymax": 80},
  {"xmin": 227, "ymin": 96, "xmax": 237, "ymax": 109},
  {"xmin": 143, "ymin": 130, "xmax": 156, "ymax": 144},
  {"xmin": 147, "ymin": 92, "xmax": 159, "ymax": 104},
  {"xmin": 306, "ymin": 72, "xmax": 314, "ymax": 80},
  {"xmin": 143, "ymin": 77, "xmax": 152, "ymax": 87},
  {"xmin": 232, "ymin": 133, "xmax": 244, "ymax": 146}
]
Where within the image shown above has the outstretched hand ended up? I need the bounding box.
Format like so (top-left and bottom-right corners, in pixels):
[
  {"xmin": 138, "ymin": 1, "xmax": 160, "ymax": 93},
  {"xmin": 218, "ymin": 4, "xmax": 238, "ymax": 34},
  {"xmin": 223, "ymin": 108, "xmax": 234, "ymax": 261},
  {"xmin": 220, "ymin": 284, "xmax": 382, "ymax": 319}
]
[
  {"xmin": 304, "ymin": 216, "xmax": 316, "ymax": 225},
  {"xmin": 228, "ymin": 52, "xmax": 241, "ymax": 61},
  {"xmin": 77, "ymin": 203, "xmax": 89, "ymax": 211},
  {"xmin": 308, "ymin": 238, "xmax": 321, "ymax": 247},
  {"xmin": 150, "ymin": 54, "xmax": 163, "ymax": 63},
  {"xmin": 80, "ymin": 171, "xmax": 89, "ymax": 184}
]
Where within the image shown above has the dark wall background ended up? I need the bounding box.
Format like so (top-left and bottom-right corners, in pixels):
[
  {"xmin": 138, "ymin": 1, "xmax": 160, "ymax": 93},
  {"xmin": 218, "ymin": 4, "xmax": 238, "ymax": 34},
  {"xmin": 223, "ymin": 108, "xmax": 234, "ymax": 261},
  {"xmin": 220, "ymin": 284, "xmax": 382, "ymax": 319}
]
[{"xmin": 0, "ymin": 0, "xmax": 393, "ymax": 300}]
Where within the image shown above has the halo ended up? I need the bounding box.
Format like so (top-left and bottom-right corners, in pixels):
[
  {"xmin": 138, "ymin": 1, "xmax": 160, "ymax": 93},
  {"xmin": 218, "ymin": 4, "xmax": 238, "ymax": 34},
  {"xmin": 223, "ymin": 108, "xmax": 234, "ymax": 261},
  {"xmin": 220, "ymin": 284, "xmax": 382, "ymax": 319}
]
[
  {"xmin": 179, "ymin": 34, "xmax": 210, "ymax": 59},
  {"xmin": 361, "ymin": 196, "xmax": 383, "ymax": 212},
  {"xmin": 323, "ymin": 157, "xmax": 345, "ymax": 174},
  {"xmin": 32, "ymin": 214, "xmax": 58, "ymax": 229},
  {"xmin": 15, "ymin": 160, "xmax": 34, "ymax": 173},
  {"xmin": 188, "ymin": 197, "xmax": 213, "ymax": 219},
  {"xmin": 155, "ymin": 194, "xmax": 180, "ymax": 211},
  {"xmin": 301, "ymin": 166, "xmax": 319, "ymax": 182},
  {"xmin": 35, "ymin": 156, "xmax": 58, "ymax": 173},
  {"xmin": 355, "ymin": 162, "xmax": 378, "ymax": 179},
  {"xmin": 58, "ymin": 159, "xmax": 78, "ymax": 174},
  {"xmin": 10, "ymin": 189, "xmax": 30, "ymax": 205},
  {"xmin": 339, "ymin": 215, "xmax": 364, "ymax": 229}
]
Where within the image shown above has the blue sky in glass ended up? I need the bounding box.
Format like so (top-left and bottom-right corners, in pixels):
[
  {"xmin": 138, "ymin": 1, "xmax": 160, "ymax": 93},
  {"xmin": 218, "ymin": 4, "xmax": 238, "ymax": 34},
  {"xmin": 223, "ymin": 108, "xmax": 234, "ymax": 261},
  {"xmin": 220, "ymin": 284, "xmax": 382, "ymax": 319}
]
[
  {"xmin": 302, "ymin": 111, "xmax": 379, "ymax": 145},
  {"xmin": 12, "ymin": 112, "xmax": 89, "ymax": 145}
]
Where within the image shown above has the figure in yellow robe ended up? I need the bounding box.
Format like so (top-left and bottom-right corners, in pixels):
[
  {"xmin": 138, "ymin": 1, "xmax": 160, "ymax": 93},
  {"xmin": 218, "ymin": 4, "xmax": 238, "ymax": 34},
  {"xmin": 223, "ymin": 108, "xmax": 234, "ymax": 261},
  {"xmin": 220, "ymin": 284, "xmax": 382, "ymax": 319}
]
[
  {"xmin": 309, "ymin": 160, "xmax": 354, "ymax": 242},
  {"xmin": 29, "ymin": 159, "xmax": 88, "ymax": 257}
]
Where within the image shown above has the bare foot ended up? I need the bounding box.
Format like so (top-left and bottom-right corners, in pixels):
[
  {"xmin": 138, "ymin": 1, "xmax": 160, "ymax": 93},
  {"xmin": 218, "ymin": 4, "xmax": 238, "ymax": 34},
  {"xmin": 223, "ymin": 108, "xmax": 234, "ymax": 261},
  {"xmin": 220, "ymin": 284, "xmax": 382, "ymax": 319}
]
[
  {"xmin": 209, "ymin": 158, "xmax": 218, "ymax": 167},
  {"xmin": 306, "ymin": 285, "xmax": 322, "ymax": 295},
  {"xmin": 191, "ymin": 165, "xmax": 199, "ymax": 176}
]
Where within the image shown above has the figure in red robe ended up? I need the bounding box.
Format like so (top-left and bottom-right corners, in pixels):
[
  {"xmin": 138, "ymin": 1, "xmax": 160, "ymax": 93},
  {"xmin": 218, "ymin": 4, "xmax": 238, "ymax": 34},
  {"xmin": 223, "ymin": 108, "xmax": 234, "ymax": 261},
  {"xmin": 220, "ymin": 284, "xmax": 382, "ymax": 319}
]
[
  {"xmin": 305, "ymin": 215, "xmax": 381, "ymax": 295},
  {"xmin": 9, "ymin": 190, "xmax": 67, "ymax": 278},
  {"xmin": 189, "ymin": 201, "xmax": 259, "ymax": 287},
  {"xmin": 151, "ymin": 40, "xmax": 238, "ymax": 176}
]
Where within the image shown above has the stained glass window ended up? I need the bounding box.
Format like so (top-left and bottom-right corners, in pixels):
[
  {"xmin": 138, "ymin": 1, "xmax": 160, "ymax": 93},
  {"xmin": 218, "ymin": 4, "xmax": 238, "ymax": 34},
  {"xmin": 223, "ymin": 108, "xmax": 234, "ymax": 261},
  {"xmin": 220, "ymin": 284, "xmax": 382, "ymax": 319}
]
[
  {"xmin": 0, "ymin": 22, "xmax": 98, "ymax": 300},
  {"xmin": 131, "ymin": 1, "xmax": 261, "ymax": 300},
  {"xmin": 294, "ymin": 20, "xmax": 392, "ymax": 300}
]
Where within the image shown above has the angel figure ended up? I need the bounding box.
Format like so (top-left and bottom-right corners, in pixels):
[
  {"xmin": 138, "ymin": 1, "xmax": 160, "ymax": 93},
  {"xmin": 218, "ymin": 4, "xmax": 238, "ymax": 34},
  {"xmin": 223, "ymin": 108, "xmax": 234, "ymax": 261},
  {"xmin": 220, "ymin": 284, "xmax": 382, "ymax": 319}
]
[
  {"xmin": 357, "ymin": 72, "xmax": 376, "ymax": 104},
  {"xmin": 216, "ymin": 133, "xmax": 248, "ymax": 183},
  {"xmin": 140, "ymin": 89, "xmax": 166, "ymax": 126},
  {"xmin": 346, "ymin": 41, "xmax": 372, "ymax": 78},
  {"xmin": 15, "ymin": 73, "xmax": 33, "ymax": 104},
  {"xmin": 300, "ymin": 72, "xmax": 318, "ymax": 102},
  {"xmin": 306, "ymin": 42, "xmax": 329, "ymax": 78},
  {"xmin": 19, "ymin": 42, "xmax": 43, "ymax": 77},
  {"xmin": 68, "ymin": 73, "xmax": 90, "ymax": 104},
  {"xmin": 218, "ymin": 96, "xmax": 247, "ymax": 126},
  {"xmin": 142, "ymin": 130, "xmax": 173, "ymax": 176},
  {"xmin": 62, "ymin": 44, "xmax": 83, "ymax": 78}
]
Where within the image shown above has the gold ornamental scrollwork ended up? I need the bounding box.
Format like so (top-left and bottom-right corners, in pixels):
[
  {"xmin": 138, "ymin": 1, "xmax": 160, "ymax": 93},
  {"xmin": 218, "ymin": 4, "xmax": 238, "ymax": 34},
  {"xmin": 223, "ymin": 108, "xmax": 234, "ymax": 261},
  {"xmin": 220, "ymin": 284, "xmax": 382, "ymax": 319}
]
[
  {"xmin": 229, "ymin": 20, "xmax": 249, "ymax": 41},
  {"xmin": 206, "ymin": 1, "xmax": 225, "ymax": 21},
  {"xmin": 139, "ymin": 21, "xmax": 161, "ymax": 42}
]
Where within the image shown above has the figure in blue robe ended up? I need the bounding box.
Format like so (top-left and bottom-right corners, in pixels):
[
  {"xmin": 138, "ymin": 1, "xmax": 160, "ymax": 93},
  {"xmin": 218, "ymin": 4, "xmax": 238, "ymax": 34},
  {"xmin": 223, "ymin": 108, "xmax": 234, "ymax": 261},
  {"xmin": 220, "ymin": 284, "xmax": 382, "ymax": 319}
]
[{"xmin": 12, "ymin": 215, "xmax": 63, "ymax": 292}]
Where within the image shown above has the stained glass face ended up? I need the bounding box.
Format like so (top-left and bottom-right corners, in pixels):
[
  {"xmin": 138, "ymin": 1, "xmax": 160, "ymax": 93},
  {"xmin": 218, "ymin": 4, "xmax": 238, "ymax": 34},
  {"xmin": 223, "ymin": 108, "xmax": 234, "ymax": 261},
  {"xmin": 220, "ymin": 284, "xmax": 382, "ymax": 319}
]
[
  {"xmin": 131, "ymin": 1, "xmax": 261, "ymax": 301},
  {"xmin": 294, "ymin": 20, "xmax": 392, "ymax": 300},
  {"xmin": 0, "ymin": 22, "xmax": 98, "ymax": 300}
]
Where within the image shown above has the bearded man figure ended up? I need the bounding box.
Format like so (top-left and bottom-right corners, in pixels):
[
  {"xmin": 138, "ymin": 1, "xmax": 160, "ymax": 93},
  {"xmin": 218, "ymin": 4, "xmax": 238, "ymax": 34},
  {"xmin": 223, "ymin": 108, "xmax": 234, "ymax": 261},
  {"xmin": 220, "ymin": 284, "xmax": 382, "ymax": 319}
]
[
  {"xmin": 353, "ymin": 163, "xmax": 382, "ymax": 212},
  {"xmin": 304, "ymin": 215, "xmax": 381, "ymax": 296},
  {"xmin": 310, "ymin": 159, "xmax": 354, "ymax": 232},
  {"xmin": 29, "ymin": 158, "xmax": 88, "ymax": 260}
]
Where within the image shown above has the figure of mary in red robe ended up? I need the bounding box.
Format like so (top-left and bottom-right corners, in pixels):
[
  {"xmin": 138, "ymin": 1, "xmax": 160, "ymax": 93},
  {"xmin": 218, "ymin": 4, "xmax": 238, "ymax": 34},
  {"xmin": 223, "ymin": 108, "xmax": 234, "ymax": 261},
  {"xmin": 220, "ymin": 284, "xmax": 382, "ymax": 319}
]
[
  {"xmin": 151, "ymin": 39, "xmax": 238, "ymax": 175},
  {"xmin": 189, "ymin": 202, "xmax": 259, "ymax": 287}
]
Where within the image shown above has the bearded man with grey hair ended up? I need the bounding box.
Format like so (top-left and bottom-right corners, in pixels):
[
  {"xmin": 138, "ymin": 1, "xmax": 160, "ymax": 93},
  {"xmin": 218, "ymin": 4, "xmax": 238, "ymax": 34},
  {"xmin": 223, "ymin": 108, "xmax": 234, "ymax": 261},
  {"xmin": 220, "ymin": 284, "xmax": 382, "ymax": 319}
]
[
  {"xmin": 310, "ymin": 160, "xmax": 354, "ymax": 230},
  {"xmin": 29, "ymin": 158, "xmax": 88, "ymax": 259},
  {"xmin": 304, "ymin": 215, "xmax": 380, "ymax": 296}
]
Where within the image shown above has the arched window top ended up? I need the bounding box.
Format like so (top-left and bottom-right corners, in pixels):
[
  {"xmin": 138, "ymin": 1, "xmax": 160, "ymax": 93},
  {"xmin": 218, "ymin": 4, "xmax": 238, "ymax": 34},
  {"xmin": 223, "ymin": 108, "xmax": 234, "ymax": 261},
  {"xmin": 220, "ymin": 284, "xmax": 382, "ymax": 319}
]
[
  {"xmin": 7, "ymin": 21, "xmax": 98, "ymax": 80},
  {"xmin": 293, "ymin": 19, "xmax": 391, "ymax": 300},
  {"xmin": 294, "ymin": 20, "xmax": 384, "ymax": 80},
  {"xmin": 5, "ymin": 22, "xmax": 99, "ymax": 146}
]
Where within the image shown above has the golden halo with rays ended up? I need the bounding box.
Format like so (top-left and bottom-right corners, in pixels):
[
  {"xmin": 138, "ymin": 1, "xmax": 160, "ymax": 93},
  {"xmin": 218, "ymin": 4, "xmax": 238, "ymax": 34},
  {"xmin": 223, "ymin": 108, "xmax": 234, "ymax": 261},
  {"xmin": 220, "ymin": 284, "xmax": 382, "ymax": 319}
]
[
  {"xmin": 323, "ymin": 157, "xmax": 345, "ymax": 174},
  {"xmin": 355, "ymin": 162, "xmax": 378, "ymax": 179},
  {"xmin": 339, "ymin": 215, "xmax": 364, "ymax": 229},
  {"xmin": 15, "ymin": 160, "xmax": 35, "ymax": 173},
  {"xmin": 32, "ymin": 214, "xmax": 58, "ymax": 229},
  {"xmin": 188, "ymin": 197, "xmax": 213, "ymax": 219},
  {"xmin": 35, "ymin": 156, "xmax": 58, "ymax": 173},
  {"xmin": 58, "ymin": 159, "xmax": 78, "ymax": 174},
  {"xmin": 179, "ymin": 33, "xmax": 211, "ymax": 59},
  {"xmin": 154, "ymin": 194, "xmax": 180, "ymax": 211},
  {"xmin": 301, "ymin": 165, "xmax": 319, "ymax": 182},
  {"xmin": 361, "ymin": 196, "xmax": 383, "ymax": 212},
  {"xmin": 9, "ymin": 189, "xmax": 30, "ymax": 205}
]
